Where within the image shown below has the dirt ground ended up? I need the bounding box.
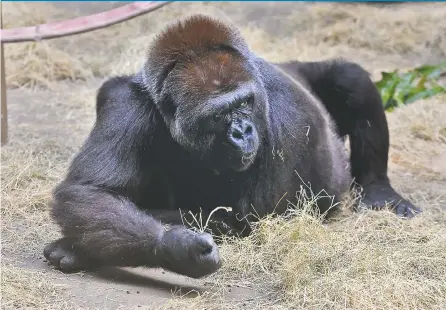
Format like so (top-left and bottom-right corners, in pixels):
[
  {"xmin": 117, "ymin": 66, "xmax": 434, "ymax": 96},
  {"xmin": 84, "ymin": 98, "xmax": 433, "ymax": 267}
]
[{"xmin": 1, "ymin": 2, "xmax": 446, "ymax": 310}]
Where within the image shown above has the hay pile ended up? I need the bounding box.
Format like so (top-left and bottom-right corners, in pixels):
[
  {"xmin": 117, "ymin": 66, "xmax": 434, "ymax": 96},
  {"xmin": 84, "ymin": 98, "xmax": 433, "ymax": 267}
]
[
  {"xmin": 160, "ymin": 210, "xmax": 446, "ymax": 309},
  {"xmin": 1, "ymin": 264, "xmax": 76, "ymax": 309}
]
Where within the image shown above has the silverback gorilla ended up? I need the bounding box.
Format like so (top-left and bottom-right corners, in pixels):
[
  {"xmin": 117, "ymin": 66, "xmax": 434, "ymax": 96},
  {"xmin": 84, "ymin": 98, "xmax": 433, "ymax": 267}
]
[{"xmin": 44, "ymin": 15, "xmax": 420, "ymax": 278}]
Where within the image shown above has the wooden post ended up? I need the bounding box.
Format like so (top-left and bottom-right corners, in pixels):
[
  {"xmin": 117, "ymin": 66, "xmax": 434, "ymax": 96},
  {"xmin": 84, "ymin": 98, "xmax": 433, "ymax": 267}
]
[{"xmin": 1, "ymin": 3, "xmax": 7, "ymax": 146}]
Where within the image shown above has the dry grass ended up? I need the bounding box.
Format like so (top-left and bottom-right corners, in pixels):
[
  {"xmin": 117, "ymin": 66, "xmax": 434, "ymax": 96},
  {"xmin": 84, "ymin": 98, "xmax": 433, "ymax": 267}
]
[
  {"xmin": 1, "ymin": 82, "xmax": 97, "ymax": 257},
  {"xmin": 1, "ymin": 138, "xmax": 65, "ymax": 256},
  {"xmin": 2, "ymin": 3, "xmax": 92, "ymax": 88},
  {"xmin": 287, "ymin": 3, "xmax": 446, "ymax": 55},
  {"xmin": 1, "ymin": 2, "xmax": 446, "ymax": 309},
  {"xmin": 158, "ymin": 209, "xmax": 446, "ymax": 310},
  {"xmin": 1, "ymin": 264, "xmax": 76, "ymax": 310},
  {"xmin": 3, "ymin": 2, "xmax": 446, "ymax": 87},
  {"xmin": 5, "ymin": 42, "xmax": 92, "ymax": 89},
  {"xmin": 386, "ymin": 95, "xmax": 446, "ymax": 184}
]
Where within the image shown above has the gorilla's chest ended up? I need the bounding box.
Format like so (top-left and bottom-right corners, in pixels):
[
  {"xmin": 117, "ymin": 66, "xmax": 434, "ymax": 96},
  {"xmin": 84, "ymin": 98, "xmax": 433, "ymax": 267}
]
[{"xmin": 145, "ymin": 152, "xmax": 245, "ymax": 212}]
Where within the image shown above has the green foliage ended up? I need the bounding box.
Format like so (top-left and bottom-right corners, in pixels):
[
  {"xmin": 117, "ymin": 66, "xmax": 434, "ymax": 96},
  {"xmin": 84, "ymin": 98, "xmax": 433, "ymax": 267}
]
[{"xmin": 375, "ymin": 62, "xmax": 446, "ymax": 111}]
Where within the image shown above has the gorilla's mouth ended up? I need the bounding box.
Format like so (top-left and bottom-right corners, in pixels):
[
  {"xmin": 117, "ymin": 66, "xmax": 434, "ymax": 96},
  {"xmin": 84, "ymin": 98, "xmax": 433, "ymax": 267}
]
[
  {"xmin": 241, "ymin": 152, "xmax": 256, "ymax": 165},
  {"xmin": 220, "ymin": 148, "xmax": 258, "ymax": 172},
  {"xmin": 207, "ymin": 129, "xmax": 259, "ymax": 174}
]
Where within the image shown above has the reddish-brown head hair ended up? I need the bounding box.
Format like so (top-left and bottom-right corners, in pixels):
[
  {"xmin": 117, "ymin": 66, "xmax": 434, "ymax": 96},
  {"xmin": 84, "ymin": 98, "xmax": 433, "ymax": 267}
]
[{"xmin": 143, "ymin": 15, "xmax": 253, "ymax": 103}]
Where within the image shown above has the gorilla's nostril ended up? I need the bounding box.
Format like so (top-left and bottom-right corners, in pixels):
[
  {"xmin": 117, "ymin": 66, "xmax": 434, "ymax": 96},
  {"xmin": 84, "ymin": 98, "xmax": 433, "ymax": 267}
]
[
  {"xmin": 201, "ymin": 246, "xmax": 213, "ymax": 256},
  {"xmin": 194, "ymin": 233, "xmax": 215, "ymax": 256},
  {"xmin": 231, "ymin": 130, "xmax": 243, "ymax": 140},
  {"xmin": 198, "ymin": 241, "xmax": 214, "ymax": 256},
  {"xmin": 245, "ymin": 125, "xmax": 253, "ymax": 135}
]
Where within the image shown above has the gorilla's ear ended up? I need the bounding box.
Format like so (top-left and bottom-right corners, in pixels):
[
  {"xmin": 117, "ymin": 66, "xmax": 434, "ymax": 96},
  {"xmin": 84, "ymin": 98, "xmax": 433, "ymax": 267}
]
[
  {"xmin": 158, "ymin": 93, "xmax": 177, "ymax": 124},
  {"xmin": 136, "ymin": 60, "xmax": 177, "ymax": 123}
]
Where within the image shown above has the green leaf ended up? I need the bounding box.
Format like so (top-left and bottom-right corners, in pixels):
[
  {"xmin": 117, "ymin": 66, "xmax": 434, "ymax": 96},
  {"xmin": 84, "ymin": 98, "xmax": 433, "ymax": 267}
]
[
  {"xmin": 375, "ymin": 62, "xmax": 446, "ymax": 111},
  {"xmin": 414, "ymin": 62, "xmax": 446, "ymax": 79},
  {"xmin": 405, "ymin": 86, "xmax": 444, "ymax": 104}
]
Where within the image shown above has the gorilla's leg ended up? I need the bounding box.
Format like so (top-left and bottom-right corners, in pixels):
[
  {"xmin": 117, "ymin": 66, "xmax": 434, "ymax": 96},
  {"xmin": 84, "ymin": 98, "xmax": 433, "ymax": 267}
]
[
  {"xmin": 44, "ymin": 183, "xmax": 221, "ymax": 278},
  {"xmin": 292, "ymin": 60, "xmax": 420, "ymax": 217}
]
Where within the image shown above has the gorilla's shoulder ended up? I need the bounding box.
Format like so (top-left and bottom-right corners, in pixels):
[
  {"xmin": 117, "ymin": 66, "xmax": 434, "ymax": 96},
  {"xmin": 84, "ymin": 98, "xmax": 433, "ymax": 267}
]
[{"xmin": 95, "ymin": 75, "xmax": 152, "ymax": 115}]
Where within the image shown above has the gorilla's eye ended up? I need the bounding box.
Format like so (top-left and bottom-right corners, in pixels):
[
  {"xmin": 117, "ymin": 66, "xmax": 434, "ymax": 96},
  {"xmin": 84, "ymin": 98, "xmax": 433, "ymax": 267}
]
[
  {"xmin": 240, "ymin": 101, "xmax": 248, "ymax": 108},
  {"xmin": 238, "ymin": 96, "xmax": 254, "ymax": 109},
  {"xmin": 213, "ymin": 114, "xmax": 223, "ymax": 122}
]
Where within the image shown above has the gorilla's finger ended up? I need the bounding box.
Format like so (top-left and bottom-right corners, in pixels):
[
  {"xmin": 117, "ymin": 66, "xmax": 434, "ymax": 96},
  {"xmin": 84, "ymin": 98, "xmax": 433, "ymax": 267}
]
[
  {"xmin": 59, "ymin": 256, "xmax": 80, "ymax": 272},
  {"xmin": 192, "ymin": 233, "xmax": 215, "ymax": 255},
  {"xmin": 43, "ymin": 241, "xmax": 59, "ymax": 260}
]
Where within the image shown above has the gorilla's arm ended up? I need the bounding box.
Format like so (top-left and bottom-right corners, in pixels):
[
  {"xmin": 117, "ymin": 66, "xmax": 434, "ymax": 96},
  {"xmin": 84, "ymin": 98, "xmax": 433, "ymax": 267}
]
[
  {"xmin": 44, "ymin": 76, "xmax": 221, "ymax": 278},
  {"xmin": 46, "ymin": 183, "xmax": 164, "ymax": 268},
  {"xmin": 282, "ymin": 60, "xmax": 420, "ymax": 217}
]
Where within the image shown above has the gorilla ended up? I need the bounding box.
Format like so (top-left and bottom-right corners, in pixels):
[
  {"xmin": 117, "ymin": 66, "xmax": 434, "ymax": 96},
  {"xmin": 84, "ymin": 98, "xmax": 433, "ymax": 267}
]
[{"xmin": 44, "ymin": 15, "xmax": 420, "ymax": 279}]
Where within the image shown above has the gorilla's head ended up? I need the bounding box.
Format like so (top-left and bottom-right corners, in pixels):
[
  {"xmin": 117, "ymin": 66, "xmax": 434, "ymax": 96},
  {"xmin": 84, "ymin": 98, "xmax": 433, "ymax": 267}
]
[{"xmin": 144, "ymin": 15, "xmax": 269, "ymax": 173}]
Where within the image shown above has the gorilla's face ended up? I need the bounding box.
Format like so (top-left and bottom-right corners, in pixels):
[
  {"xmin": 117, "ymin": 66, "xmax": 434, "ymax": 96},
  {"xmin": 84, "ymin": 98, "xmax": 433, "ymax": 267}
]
[
  {"xmin": 172, "ymin": 89, "xmax": 262, "ymax": 173},
  {"xmin": 156, "ymin": 51, "xmax": 268, "ymax": 173},
  {"xmin": 202, "ymin": 95, "xmax": 260, "ymax": 172}
]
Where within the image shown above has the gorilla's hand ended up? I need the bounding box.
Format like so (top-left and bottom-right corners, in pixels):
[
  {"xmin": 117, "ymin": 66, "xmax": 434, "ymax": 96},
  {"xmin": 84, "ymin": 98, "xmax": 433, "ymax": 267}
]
[
  {"xmin": 44, "ymin": 237, "xmax": 87, "ymax": 272},
  {"xmin": 157, "ymin": 226, "xmax": 222, "ymax": 278},
  {"xmin": 359, "ymin": 181, "xmax": 421, "ymax": 218}
]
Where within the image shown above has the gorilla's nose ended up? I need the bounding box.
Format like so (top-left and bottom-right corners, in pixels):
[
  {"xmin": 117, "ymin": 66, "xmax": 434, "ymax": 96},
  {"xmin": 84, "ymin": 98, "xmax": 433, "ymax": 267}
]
[{"xmin": 228, "ymin": 120, "xmax": 253, "ymax": 149}]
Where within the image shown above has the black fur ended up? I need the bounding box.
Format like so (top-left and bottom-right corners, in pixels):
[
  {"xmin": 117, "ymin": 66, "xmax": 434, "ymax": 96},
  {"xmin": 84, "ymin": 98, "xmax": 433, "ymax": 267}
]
[{"xmin": 44, "ymin": 15, "xmax": 420, "ymax": 279}]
